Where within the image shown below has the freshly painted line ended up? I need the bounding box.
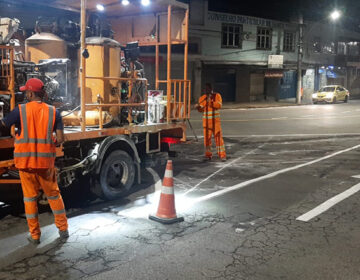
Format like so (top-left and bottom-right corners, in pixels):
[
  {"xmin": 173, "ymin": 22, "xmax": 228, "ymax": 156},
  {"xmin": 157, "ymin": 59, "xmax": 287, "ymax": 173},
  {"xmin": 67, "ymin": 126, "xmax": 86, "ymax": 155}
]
[
  {"xmin": 186, "ymin": 133, "xmax": 360, "ymax": 139},
  {"xmin": 182, "ymin": 142, "xmax": 269, "ymax": 196},
  {"xmin": 296, "ymin": 182, "xmax": 360, "ymax": 222},
  {"xmin": 271, "ymin": 117, "xmax": 288, "ymax": 120},
  {"xmin": 187, "ymin": 143, "xmax": 360, "ymax": 205},
  {"xmin": 190, "ymin": 114, "xmax": 360, "ymax": 123}
]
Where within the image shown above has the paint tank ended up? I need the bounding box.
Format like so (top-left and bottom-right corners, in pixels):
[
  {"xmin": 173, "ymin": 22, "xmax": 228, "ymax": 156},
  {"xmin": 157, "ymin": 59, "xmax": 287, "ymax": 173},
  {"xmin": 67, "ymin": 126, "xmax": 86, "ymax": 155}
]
[
  {"xmin": 62, "ymin": 110, "xmax": 112, "ymax": 127},
  {"xmin": 85, "ymin": 37, "xmax": 121, "ymax": 117},
  {"xmin": 25, "ymin": 33, "xmax": 67, "ymax": 63}
]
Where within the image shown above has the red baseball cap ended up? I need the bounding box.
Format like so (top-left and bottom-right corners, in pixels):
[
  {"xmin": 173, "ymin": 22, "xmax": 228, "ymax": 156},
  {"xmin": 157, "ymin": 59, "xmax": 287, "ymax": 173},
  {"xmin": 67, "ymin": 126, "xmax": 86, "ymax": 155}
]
[{"xmin": 20, "ymin": 78, "xmax": 44, "ymax": 92}]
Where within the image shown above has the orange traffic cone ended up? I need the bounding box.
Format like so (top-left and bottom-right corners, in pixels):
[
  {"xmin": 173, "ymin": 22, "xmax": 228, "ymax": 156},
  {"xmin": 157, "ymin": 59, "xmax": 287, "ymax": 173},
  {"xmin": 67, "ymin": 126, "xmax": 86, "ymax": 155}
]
[{"xmin": 149, "ymin": 160, "xmax": 184, "ymax": 224}]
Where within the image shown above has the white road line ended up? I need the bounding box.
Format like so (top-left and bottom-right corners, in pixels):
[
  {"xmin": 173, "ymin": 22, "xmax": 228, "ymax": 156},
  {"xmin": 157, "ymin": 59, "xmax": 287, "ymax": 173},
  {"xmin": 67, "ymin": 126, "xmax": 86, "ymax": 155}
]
[
  {"xmin": 271, "ymin": 117, "xmax": 288, "ymax": 120},
  {"xmin": 187, "ymin": 133, "xmax": 360, "ymax": 138},
  {"xmin": 182, "ymin": 142, "xmax": 269, "ymax": 196},
  {"xmin": 296, "ymin": 182, "xmax": 360, "ymax": 222},
  {"xmin": 186, "ymin": 143, "xmax": 360, "ymax": 206}
]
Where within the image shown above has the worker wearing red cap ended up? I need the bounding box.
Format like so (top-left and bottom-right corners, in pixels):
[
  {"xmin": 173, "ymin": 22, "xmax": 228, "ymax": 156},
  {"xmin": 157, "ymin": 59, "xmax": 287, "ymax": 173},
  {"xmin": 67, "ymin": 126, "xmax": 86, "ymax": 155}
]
[
  {"xmin": 195, "ymin": 83, "xmax": 226, "ymax": 161},
  {"xmin": 0, "ymin": 78, "xmax": 68, "ymax": 244}
]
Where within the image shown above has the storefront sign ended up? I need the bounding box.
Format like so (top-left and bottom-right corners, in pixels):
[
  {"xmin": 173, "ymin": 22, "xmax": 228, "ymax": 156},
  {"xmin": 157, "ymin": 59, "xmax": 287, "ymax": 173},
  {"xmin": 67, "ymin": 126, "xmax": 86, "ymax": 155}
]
[
  {"xmin": 207, "ymin": 12, "xmax": 285, "ymax": 28},
  {"xmin": 265, "ymin": 71, "xmax": 284, "ymax": 78},
  {"xmin": 268, "ymin": 55, "xmax": 283, "ymax": 69}
]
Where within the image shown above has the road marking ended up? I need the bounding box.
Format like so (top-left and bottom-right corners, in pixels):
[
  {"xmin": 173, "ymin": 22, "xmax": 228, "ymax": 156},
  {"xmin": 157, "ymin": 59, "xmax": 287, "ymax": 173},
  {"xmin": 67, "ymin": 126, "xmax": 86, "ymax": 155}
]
[
  {"xmin": 186, "ymin": 143, "xmax": 360, "ymax": 206},
  {"xmin": 271, "ymin": 117, "xmax": 288, "ymax": 120},
  {"xmin": 187, "ymin": 133, "xmax": 360, "ymax": 139},
  {"xmin": 182, "ymin": 142, "xmax": 269, "ymax": 196},
  {"xmin": 297, "ymin": 180, "xmax": 360, "ymax": 222},
  {"xmin": 190, "ymin": 114, "xmax": 360, "ymax": 123}
]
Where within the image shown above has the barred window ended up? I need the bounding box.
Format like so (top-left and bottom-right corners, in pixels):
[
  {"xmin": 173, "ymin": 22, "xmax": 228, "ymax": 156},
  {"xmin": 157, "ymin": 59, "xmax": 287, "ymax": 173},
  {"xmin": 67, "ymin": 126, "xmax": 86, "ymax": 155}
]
[
  {"xmin": 283, "ymin": 31, "xmax": 295, "ymax": 52},
  {"xmin": 222, "ymin": 23, "xmax": 242, "ymax": 48},
  {"xmin": 257, "ymin": 27, "xmax": 272, "ymax": 50}
]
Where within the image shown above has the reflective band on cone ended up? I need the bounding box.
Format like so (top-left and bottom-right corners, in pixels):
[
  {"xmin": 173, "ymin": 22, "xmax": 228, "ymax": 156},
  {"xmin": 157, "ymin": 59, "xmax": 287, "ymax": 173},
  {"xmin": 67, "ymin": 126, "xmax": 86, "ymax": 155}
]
[{"xmin": 149, "ymin": 160, "xmax": 184, "ymax": 224}]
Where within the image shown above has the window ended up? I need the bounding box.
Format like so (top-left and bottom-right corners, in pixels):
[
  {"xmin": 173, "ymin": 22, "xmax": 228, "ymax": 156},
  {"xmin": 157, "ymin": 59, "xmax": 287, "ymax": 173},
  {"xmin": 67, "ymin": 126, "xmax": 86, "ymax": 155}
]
[
  {"xmin": 221, "ymin": 23, "xmax": 243, "ymax": 48},
  {"xmin": 322, "ymin": 42, "xmax": 336, "ymax": 54},
  {"xmin": 347, "ymin": 42, "xmax": 360, "ymax": 56},
  {"xmin": 257, "ymin": 27, "xmax": 272, "ymax": 50},
  {"xmin": 283, "ymin": 31, "xmax": 295, "ymax": 52},
  {"xmin": 337, "ymin": 42, "xmax": 346, "ymax": 55},
  {"xmin": 188, "ymin": 37, "xmax": 201, "ymax": 54},
  {"xmin": 313, "ymin": 37, "xmax": 322, "ymax": 53}
]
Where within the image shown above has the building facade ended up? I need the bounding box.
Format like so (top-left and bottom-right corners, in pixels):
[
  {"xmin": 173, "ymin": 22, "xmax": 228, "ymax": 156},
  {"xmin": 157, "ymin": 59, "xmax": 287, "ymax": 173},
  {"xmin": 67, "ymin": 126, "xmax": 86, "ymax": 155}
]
[{"xmin": 185, "ymin": 0, "xmax": 360, "ymax": 103}]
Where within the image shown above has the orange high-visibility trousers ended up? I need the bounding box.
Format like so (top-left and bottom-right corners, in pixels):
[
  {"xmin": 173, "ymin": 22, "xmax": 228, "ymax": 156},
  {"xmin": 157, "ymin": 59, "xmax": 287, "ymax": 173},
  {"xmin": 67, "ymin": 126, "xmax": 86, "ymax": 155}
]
[
  {"xmin": 19, "ymin": 168, "xmax": 68, "ymax": 240},
  {"xmin": 203, "ymin": 120, "xmax": 226, "ymax": 159}
]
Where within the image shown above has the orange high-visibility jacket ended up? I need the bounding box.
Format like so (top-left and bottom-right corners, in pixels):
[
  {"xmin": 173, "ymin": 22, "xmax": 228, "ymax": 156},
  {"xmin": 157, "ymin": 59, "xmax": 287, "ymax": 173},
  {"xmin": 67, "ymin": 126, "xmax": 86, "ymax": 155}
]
[
  {"xmin": 14, "ymin": 102, "xmax": 57, "ymax": 169},
  {"xmin": 197, "ymin": 93, "xmax": 222, "ymax": 127}
]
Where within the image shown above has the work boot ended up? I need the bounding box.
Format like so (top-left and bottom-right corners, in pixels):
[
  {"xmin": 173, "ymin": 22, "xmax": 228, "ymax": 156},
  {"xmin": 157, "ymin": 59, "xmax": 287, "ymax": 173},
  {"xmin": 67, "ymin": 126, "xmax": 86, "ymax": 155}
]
[
  {"xmin": 27, "ymin": 235, "xmax": 40, "ymax": 245},
  {"xmin": 202, "ymin": 156, "xmax": 211, "ymax": 162},
  {"xmin": 59, "ymin": 229, "xmax": 69, "ymax": 240}
]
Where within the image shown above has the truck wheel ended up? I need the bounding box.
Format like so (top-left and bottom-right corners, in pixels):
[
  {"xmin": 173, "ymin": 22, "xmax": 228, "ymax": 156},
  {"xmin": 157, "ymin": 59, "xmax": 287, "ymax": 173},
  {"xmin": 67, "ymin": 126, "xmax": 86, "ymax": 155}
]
[{"xmin": 99, "ymin": 150, "xmax": 135, "ymax": 200}]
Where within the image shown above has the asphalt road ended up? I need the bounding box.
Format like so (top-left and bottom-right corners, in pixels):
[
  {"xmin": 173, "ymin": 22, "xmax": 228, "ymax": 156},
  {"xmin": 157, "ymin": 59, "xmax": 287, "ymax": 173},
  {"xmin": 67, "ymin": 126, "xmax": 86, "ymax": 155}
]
[{"xmin": 2, "ymin": 101, "xmax": 360, "ymax": 279}]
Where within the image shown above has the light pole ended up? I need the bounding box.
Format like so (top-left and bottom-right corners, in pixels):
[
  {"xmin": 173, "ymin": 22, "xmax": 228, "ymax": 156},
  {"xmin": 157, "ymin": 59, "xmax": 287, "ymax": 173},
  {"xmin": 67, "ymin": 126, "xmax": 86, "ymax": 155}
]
[
  {"xmin": 296, "ymin": 14, "xmax": 303, "ymax": 105},
  {"xmin": 296, "ymin": 10, "xmax": 341, "ymax": 105}
]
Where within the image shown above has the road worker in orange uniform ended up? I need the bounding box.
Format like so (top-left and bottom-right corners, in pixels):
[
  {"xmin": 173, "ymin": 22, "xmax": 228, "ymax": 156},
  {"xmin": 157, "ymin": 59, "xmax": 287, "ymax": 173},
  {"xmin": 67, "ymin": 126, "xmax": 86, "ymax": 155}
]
[
  {"xmin": 0, "ymin": 78, "xmax": 69, "ymax": 245},
  {"xmin": 195, "ymin": 83, "xmax": 227, "ymax": 161}
]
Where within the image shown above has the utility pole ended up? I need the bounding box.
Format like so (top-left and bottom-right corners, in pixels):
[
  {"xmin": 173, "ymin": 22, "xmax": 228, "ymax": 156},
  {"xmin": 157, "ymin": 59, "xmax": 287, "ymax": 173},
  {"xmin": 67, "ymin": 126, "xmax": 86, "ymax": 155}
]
[{"xmin": 296, "ymin": 14, "xmax": 303, "ymax": 105}]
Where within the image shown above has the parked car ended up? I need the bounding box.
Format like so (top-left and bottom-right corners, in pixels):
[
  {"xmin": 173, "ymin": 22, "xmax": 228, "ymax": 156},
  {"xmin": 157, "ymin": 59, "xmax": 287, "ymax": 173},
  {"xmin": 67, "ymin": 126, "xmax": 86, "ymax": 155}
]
[{"xmin": 312, "ymin": 85, "xmax": 350, "ymax": 104}]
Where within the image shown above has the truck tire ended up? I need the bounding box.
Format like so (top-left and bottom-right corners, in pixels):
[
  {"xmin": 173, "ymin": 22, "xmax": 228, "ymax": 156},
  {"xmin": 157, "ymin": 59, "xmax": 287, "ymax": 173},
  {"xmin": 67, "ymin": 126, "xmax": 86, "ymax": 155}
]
[{"xmin": 99, "ymin": 150, "xmax": 135, "ymax": 200}]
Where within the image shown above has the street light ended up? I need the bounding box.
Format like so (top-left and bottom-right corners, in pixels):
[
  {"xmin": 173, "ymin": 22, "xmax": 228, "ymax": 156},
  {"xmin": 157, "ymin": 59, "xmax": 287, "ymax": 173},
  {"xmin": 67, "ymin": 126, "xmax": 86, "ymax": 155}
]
[
  {"xmin": 296, "ymin": 11, "xmax": 342, "ymax": 104},
  {"xmin": 330, "ymin": 10, "xmax": 341, "ymax": 21},
  {"xmin": 141, "ymin": 0, "xmax": 150, "ymax": 6},
  {"xmin": 96, "ymin": 4, "xmax": 105, "ymax": 11}
]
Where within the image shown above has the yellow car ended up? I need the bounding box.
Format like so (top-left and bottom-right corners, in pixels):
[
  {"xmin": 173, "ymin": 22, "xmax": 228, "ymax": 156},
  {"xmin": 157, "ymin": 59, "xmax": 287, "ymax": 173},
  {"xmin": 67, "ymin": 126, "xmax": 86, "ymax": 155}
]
[{"xmin": 312, "ymin": 85, "xmax": 350, "ymax": 104}]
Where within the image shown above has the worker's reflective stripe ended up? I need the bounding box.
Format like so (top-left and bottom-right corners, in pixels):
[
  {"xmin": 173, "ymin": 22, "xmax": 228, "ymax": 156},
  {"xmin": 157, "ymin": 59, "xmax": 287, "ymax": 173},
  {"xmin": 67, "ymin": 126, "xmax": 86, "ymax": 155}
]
[
  {"xmin": 15, "ymin": 138, "xmax": 55, "ymax": 144},
  {"xmin": 15, "ymin": 105, "xmax": 55, "ymax": 145},
  {"xmin": 217, "ymin": 145, "xmax": 226, "ymax": 152},
  {"xmin": 52, "ymin": 209, "xmax": 66, "ymax": 215},
  {"xmin": 47, "ymin": 106, "xmax": 54, "ymax": 141},
  {"xmin": 47, "ymin": 195, "xmax": 59, "ymax": 200},
  {"xmin": 19, "ymin": 104, "xmax": 28, "ymax": 142},
  {"xmin": 23, "ymin": 195, "xmax": 39, "ymax": 202},
  {"xmin": 14, "ymin": 152, "xmax": 57, "ymax": 158},
  {"xmin": 26, "ymin": 213, "xmax": 38, "ymax": 219},
  {"xmin": 203, "ymin": 111, "xmax": 219, "ymax": 115},
  {"xmin": 161, "ymin": 186, "xmax": 174, "ymax": 195},
  {"xmin": 203, "ymin": 115, "xmax": 220, "ymax": 119}
]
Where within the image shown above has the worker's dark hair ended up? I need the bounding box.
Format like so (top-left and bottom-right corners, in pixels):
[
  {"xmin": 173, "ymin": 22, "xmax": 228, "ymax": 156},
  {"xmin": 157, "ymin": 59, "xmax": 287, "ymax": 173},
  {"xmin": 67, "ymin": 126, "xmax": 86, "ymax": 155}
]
[
  {"xmin": 205, "ymin": 83, "xmax": 212, "ymax": 89},
  {"xmin": 33, "ymin": 85, "xmax": 46, "ymax": 100},
  {"xmin": 34, "ymin": 91, "xmax": 45, "ymax": 99}
]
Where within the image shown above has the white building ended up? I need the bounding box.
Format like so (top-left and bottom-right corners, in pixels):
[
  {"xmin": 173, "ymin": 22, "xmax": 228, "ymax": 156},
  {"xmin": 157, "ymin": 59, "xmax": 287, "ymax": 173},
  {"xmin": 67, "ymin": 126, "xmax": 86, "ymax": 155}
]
[{"xmin": 182, "ymin": 0, "xmax": 360, "ymax": 103}]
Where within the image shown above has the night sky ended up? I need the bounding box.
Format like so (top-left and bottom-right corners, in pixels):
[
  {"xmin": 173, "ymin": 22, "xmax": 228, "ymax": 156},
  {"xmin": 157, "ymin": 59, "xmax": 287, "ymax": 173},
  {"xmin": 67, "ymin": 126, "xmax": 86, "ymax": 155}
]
[{"xmin": 208, "ymin": 0, "xmax": 360, "ymax": 30}]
